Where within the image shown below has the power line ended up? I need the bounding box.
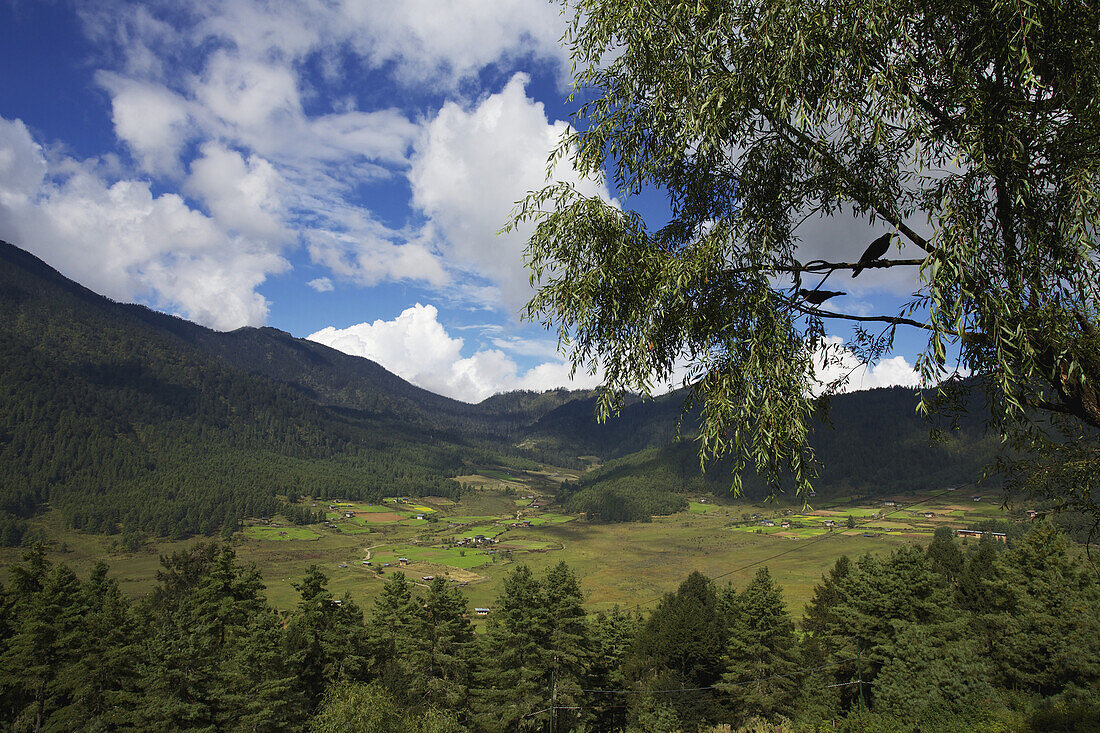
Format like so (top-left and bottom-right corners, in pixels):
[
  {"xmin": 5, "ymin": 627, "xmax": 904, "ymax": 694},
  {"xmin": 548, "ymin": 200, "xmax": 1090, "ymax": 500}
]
[{"xmin": 579, "ymin": 659, "xmax": 855, "ymax": 694}]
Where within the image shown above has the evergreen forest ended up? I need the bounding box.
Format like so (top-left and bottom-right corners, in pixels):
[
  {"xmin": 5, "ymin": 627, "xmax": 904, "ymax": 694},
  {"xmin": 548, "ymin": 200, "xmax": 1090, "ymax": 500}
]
[{"xmin": 1, "ymin": 523, "xmax": 1097, "ymax": 731}]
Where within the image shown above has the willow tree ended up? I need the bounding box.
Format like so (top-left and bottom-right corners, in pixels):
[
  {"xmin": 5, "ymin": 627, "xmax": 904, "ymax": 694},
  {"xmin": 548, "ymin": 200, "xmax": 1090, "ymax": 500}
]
[{"xmin": 512, "ymin": 0, "xmax": 1100, "ymax": 499}]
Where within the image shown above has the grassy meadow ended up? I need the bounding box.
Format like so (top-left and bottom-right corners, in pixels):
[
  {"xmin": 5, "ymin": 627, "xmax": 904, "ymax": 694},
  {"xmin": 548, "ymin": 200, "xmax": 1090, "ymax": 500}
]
[{"xmin": 0, "ymin": 469, "xmax": 1020, "ymax": 621}]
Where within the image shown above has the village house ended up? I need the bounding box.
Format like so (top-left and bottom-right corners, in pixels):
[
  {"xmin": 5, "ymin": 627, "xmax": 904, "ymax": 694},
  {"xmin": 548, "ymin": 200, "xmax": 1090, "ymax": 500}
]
[{"xmin": 474, "ymin": 608, "xmax": 490, "ymax": 616}]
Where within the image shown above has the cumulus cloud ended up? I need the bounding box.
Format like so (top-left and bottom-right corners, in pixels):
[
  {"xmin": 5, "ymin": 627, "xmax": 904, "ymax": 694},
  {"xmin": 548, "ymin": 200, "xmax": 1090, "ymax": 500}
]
[
  {"xmin": 185, "ymin": 142, "xmax": 291, "ymax": 243},
  {"xmin": 337, "ymin": 0, "xmax": 569, "ymax": 88},
  {"xmin": 409, "ymin": 73, "xmax": 613, "ymax": 313},
  {"xmin": 812, "ymin": 336, "xmax": 922, "ymax": 394},
  {"xmin": 0, "ymin": 116, "xmax": 287, "ymax": 330},
  {"xmin": 308, "ymin": 303, "xmax": 602, "ymax": 402},
  {"xmin": 307, "ymin": 277, "xmax": 334, "ymax": 292},
  {"xmin": 97, "ymin": 73, "xmax": 193, "ymax": 176}
]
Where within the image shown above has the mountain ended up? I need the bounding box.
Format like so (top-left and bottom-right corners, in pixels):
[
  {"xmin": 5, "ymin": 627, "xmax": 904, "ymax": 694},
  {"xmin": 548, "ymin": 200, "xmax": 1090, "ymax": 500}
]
[
  {"xmin": 0, "ymin": 240, "xmax": 998, "ymax": 540},
  {"xmin": 553, "ymin": 386, "xmax": 1000, "ymax": 521},
  {"xmin": 0, "ymin": 240, "xmax": 536, "ymax": 543}
]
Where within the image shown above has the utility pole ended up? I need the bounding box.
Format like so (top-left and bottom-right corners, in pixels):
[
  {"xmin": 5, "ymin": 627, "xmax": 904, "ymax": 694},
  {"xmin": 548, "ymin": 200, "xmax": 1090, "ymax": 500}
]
[
  {"xmin": 550, "ymin": 669, "xmax": 557, "ymax": 733},
  {"xmin": 856, "ymin": 640, "xmax": 867, "ymax": 714}
]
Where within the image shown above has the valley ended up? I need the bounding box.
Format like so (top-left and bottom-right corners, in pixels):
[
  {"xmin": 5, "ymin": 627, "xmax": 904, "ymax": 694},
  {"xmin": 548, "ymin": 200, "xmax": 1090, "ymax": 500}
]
[{"xmin": 0, "ymin": 463, "xmax": 1020, "ymax": 618}]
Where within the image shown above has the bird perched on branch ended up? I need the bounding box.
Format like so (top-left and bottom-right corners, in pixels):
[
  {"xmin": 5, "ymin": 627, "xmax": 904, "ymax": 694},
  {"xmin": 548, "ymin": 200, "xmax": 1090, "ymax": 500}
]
[
  {"xmin": 851, "ymin": 233, "xmax": 894, "ymax": 277},
  {"xmin": 798, "ymin": 289, "xmax": 846, "ymax": 305}
]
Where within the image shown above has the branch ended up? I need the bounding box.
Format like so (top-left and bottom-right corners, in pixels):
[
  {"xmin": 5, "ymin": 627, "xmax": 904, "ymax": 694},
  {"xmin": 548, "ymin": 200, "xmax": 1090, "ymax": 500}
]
[
  {"xmin": 770, "ymin": 119, "xmax": 936, "ymax": 255},
  {"xmin": 790, "ymin": 303, "xmax": 933, "ymax": 331},
  {"xmin": 718, "ymin": 258, "xmax": 926, "ymax": 277}
]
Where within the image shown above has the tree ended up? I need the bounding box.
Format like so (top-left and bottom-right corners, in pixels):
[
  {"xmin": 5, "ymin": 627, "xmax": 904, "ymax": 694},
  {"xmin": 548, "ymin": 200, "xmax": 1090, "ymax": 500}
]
[
  {"xmin": 286, "ymin": 565, "xmax": 370, "ymax": 718},
  {"xmin": 513, "ymin": 0, "xmax": 1100, "ymax": 498},
  {"xmin": 405, "ymin": 577, "xmax": 475, "ymax": 715},
  {"xmin": 720, "ymin": 568, "xmax": 800, "ymax": 724},
  {"xmin": 926, "ymin": 525, "xmax": 965, "ymax": 582},
  {"xmin": 628, "ymin": 571, "xmax": 728, "ymax": 726}
]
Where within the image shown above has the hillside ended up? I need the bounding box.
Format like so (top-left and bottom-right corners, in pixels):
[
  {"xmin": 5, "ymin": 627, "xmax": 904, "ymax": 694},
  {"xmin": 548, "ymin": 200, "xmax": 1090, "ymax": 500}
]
[
  {"xmin": 0, "ymin": 241, "xmax": 509, "ymax": 543},
  {"xmin": 554, "ymin": 387, "xmax": 999, "ymax": 521},
  {"xmin": 0, "ymin": 239, "xmax": 999, "ymax": 541}
]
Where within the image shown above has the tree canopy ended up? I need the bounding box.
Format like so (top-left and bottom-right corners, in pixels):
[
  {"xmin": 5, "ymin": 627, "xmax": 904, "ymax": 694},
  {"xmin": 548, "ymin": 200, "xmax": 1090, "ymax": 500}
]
[{"xmin": 513, "ymin": 0, "xmax": 1100, "ymax": 498}]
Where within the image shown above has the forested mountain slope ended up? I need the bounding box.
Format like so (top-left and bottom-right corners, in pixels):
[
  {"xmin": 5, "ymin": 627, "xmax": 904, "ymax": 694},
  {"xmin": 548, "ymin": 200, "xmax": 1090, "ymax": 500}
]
[
  {"xmin": 555, "ymin": 387, "xmax": 1000, "ymax": 521},
  {"xmin": 0, "ymin": 241, "xmax": 498, "ymax": 542},
  {"xmin": 0, "ymin": 239, "xmax": 998, "ymax": 539}
]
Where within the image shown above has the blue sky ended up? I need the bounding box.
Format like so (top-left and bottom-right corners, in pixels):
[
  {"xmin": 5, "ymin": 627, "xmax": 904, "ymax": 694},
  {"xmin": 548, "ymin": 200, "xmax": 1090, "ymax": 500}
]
[{"xmin": 0, "ymin": 0, "xmax": 928, "ymax": 402}]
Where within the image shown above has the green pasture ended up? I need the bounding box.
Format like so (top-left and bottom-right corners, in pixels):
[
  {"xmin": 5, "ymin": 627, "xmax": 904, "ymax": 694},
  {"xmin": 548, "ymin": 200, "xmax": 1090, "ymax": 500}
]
[
  {"xmin": 2, "ymin": 482, "xmax": 1024, "ymax": 621},
  {"xmin": 244, "ymin": 526, "xmax": 320, "ymax": 541},
  {"xmin": 369, "ymin": 545, "xmax": 492, "ymax": 571},
  {"xmin": 528, "ymin": 513, "xmax": 575, "ymax": 525},
  {"xmin": 497, "ymin": 539, "xmax": 558, "ymax": 550},
  {"xmin": 688, "ymin": 501, "xmax": 727, "ymax": 515},
  {"xmin": 478, "ymin": 468, "xmax": 524, "ymax": 482}
]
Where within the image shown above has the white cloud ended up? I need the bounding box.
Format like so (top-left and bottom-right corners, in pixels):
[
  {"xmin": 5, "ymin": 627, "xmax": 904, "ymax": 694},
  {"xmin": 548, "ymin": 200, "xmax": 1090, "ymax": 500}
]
[
  {"xmin": 308, "ymin": 303, "xmax": 603, "ymax": 402},
  {"xmin": 337, "ymin": 0, "xmax": 569, "ymax": 88},
  {"xmin": 304, "ymin": 226, "xmax": 449, "ymax": 288},
  {"xmin": 409, "ymin": 73, "xmax": 613, "ymax": 314},
  {"xmin": 307, "ymin": 277, "xmax": 334, "ymax": 292},
  {"xmin": 812, "ymin": 336, "xmax": 921, "ymax": 394},
  {"xmin": 98, "ymin": 73, "xmax": 192, "ymax": 175},
  {"xmin": 0, "ymin": 119, "xmax": 46, "ymax": 207},
  {"xmin": 185, "ymin": 142, "xmax": 291, "ymax": 243},
  {"xmin": 0, "ymin": 116, "xmax": 287, "ymax": 330}
]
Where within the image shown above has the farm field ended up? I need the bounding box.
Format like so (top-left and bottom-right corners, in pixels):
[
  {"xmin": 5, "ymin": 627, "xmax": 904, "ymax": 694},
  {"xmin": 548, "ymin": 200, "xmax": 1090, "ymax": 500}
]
[{"xmin": 0, "ymin": 469, "xmax": 1023, "ymax": 619}]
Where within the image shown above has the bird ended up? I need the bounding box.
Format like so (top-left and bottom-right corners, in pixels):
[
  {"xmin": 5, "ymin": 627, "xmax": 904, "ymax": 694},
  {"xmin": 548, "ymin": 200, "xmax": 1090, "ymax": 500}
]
[
  {"xmin": 851, "ymin": 232, "xmax": 894, "ymax": 277},
  {"xmin": 798, "ymin": 289, "xmax": 846, "ymax": 305}
]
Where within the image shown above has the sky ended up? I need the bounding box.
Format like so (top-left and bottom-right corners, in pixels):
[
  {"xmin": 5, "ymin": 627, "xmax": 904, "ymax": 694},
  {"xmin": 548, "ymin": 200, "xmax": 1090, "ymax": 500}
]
[{"xmin": 0, "ymin": 0, "xmax": 927, "ymax": 403}]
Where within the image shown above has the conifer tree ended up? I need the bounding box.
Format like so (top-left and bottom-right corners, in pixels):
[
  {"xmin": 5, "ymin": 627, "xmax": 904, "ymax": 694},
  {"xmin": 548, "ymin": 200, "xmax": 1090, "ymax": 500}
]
[
  {"xmin": 926, "ymin": 526, "xmax": 965, "ymax": 582},
  {"xmin": 720, "ymin": 568, "xmax": 800, "ymax": 724},
  {"xmin": 472, "ymin": 565, "xmax": 549, "ymax": 732},
  {"xmin": 628, "ymin": 571, "xmax": 728, "ymax": 727},
  {"xmin": 287, "ymin": 565, "xmax": 370, "ymax": 710},
  {"xmin": 586, "ymin": 607, "xmax": 640, "ymax": 732},
  {"xmin": 365, "ymin": 571, "xmax": 420, "ymax": 695},
  {"xmin": 406, "ymin": 576, "xmax": 475, "ymax": 715}
]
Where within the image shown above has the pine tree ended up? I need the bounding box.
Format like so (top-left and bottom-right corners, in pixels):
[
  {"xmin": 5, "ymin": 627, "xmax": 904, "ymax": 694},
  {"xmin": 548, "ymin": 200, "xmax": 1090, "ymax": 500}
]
[
  {"xmin": 132, "ymin": 543, "xmax": 272, "ymax": 730},
  {"xmin": 365, "ymin": 571, "xmax": 420, "ymax": 696},
  {"xmin": 873, "ymin": 619, "xmax": 995, "ymax": 724},
  {"xmin": 541, "ymin": 561, "xmax": 591, "ymax": 732},
  {"xmin": 586, "ymin": 607, "xmax": 640, "ymax": 732},
  {"xmin": 628, "ymin": 571, "xmax": 728, "ymax": 727},
  {"xmin": 472, "ymin": 565, "xmax": 550, "ymax": 732},
  {"xmin": 405, "ymin": 577, "xmax": 475, "ymax": 715},
  {"xmin": 926, "ymin": 526, "xmax": 965, "ymax": 582},
  {"xmin": 956, "ymin": 538, "xmax": 999, "ymax": 614},
  {"xmin": 801, "ymin": 555, "xmax": 851, "ymax": 637},
  {"xmin": 286, "ymin": 565, "xmax": 370, "ymax": 711},
  {"xmin": 720, "ymin": 568, "xmax": 800, "ymax": 724},
  {"xmin": 817, "ymin": 546, "xmax": 953, "ymax": 710}
]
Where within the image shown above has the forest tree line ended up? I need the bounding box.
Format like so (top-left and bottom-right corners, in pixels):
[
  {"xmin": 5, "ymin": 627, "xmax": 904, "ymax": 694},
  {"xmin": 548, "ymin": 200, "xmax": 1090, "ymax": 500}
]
[{"xmin": 1, "ymin": 523, "xmax": 1097, "ymax": 731}]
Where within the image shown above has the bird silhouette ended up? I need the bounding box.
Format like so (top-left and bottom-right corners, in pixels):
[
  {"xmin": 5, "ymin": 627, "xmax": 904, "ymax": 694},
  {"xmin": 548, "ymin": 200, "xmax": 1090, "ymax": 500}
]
[
  {"xmin": 851, "ymin": 233, "xmax": 893, "ymax": 277},
  {"xmin": 798, "ymin": 289, "xmax": 846, "ymax": 305}
]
